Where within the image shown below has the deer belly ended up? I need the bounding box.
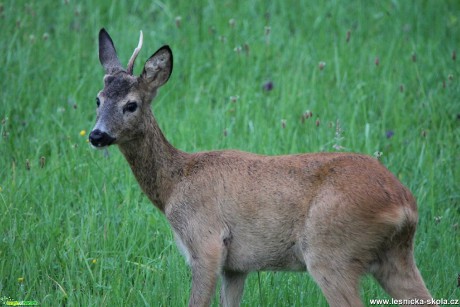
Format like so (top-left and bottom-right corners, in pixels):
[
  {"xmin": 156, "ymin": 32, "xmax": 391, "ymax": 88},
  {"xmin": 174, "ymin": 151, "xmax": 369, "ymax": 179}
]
[{"xmin": 224, "ymin": 235, "xmax": 306, "ymax": 272}]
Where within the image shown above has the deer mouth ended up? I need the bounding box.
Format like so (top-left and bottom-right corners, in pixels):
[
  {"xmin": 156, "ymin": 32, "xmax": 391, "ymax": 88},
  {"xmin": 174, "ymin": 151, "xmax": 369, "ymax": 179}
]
[{"xmin": 89, "ymin": 129, "xmax": 116, "ymax": 148}]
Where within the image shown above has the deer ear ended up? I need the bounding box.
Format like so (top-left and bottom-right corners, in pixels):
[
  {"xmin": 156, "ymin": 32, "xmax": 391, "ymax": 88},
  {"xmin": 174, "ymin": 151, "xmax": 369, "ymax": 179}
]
[
  {"xmin": 141, "ymin": 45, "xmax": 173, "ymax": 88},
  {"xmin": 99, "ymin": 28, "xmax": 123, "ymax": 74}
]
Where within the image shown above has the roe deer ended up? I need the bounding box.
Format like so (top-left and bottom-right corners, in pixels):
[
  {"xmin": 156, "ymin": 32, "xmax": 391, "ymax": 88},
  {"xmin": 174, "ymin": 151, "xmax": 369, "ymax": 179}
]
[{"xmin": 89, "ymin": 28, "xmax": 435, "ymax": 307}]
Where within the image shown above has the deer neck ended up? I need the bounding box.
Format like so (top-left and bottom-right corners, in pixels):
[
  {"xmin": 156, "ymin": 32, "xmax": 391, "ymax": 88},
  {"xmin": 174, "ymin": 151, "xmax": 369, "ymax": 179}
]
[{"xmin": 117, "ymin": 113, "xmax": 187, "ymax": 212}]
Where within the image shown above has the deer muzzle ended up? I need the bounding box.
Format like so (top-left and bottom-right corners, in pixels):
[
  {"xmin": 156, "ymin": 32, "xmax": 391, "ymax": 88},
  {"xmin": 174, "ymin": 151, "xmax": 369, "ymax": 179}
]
[{"xmin": 89, "ymin": 129, "xmax": 116, "ymax": 148}]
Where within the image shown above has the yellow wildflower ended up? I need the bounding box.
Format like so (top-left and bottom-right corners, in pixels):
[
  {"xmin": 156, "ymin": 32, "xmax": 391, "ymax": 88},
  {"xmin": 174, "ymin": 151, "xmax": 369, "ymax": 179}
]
[
  {"xmin": 80, "ymin": 130, "xmax": 86, "ymax": 137},
  {"xmin": 92, "ymin": 259, "xmax": 97, "ymax": 264}
]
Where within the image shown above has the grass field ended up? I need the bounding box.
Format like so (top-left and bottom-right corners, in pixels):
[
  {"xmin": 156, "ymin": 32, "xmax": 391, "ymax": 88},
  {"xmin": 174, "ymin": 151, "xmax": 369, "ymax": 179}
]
[{"xmin": 1, "ymin": 1, "xmax": 459, "ymax": 306}]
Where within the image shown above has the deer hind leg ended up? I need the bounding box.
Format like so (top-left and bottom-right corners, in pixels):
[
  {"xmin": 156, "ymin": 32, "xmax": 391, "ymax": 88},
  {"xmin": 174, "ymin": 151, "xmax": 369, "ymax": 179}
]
[
  {"xmin": 302, "ymin": 229, "xmax": 366, "ymax": 306},
  {"xmin": 370, "ymin": 226, "xmax": 434, "ymax": 306},
  {"xmin": 304, "ymin": 253, "xmax": 365, "ymax": 307},
  {"xmin": 301, "ymin": 197, "xmax": 380, "ymax": 307},
  {"xmin": 220, "ymin": 271, "xmax": 247, "ymax": 307}
]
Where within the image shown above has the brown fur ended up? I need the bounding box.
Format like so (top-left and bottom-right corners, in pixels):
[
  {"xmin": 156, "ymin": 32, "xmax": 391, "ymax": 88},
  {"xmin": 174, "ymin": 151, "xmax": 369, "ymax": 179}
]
[{"xmin": 90, "ymin": 29, "xmax": 435, "ymax": 307}]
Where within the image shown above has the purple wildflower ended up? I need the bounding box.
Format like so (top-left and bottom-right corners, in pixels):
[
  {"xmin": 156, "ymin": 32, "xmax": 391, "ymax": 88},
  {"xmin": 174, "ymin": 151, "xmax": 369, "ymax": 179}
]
[
  {"xmin": 386, "ymin": 130, "xmax": 394, "ymax": 139},
  {"xmin": 262, "ymin": 81, "xmax": 273, "ymax": 92}
]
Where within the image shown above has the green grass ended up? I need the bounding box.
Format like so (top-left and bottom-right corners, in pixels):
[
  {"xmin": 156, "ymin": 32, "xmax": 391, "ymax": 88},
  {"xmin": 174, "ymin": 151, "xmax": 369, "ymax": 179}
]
[{"xmin": 1, "ymin": 0, "xmax": 459, "ymax": 306}]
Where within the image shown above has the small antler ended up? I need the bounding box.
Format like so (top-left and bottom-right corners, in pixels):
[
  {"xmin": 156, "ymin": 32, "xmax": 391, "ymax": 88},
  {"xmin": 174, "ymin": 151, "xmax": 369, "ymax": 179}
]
[{"xmin": 127, "ymin": 30, "xmax": 143, "ymax": 75}]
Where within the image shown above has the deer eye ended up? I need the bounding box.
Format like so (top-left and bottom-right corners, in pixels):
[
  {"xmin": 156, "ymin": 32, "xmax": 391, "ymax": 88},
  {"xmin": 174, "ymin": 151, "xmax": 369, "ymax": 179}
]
[
  {"xmin": 96, "ymin": 97, "xmax": 101, "ymax": 108},
  {"xmin": 123, "ymin": 102, "xmax": 138, "ymax": 114}
]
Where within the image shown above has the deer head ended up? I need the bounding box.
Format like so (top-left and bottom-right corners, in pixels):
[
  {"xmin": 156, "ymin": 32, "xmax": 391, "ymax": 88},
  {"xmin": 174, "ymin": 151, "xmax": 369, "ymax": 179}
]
[{"xmin": 89, "ymin": 28, "xmax": 173, "ymax": 148}]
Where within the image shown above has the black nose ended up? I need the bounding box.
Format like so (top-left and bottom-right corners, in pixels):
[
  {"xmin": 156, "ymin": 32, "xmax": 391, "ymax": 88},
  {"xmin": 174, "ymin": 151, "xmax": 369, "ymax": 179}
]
[{"xmin": 89, "ymin": 129, "xmax": 116, "ymax": 147}]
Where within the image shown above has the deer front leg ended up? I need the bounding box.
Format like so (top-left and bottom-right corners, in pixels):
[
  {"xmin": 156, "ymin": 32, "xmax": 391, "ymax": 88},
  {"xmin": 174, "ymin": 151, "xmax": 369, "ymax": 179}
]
[
  {"xmin": 188, "ymin": 264, "xmax": 218, "ymax": 306},
  {"xmin": 187, "ymin": 240, "xmax": 226, "ymax": 307},
  {"xmin": 168, "ymin": 204, "xmax": 230, "ymax": 306},
  {"xmin": 220, "ymin": 271, "xmax": 247, "ymax": 307}
]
